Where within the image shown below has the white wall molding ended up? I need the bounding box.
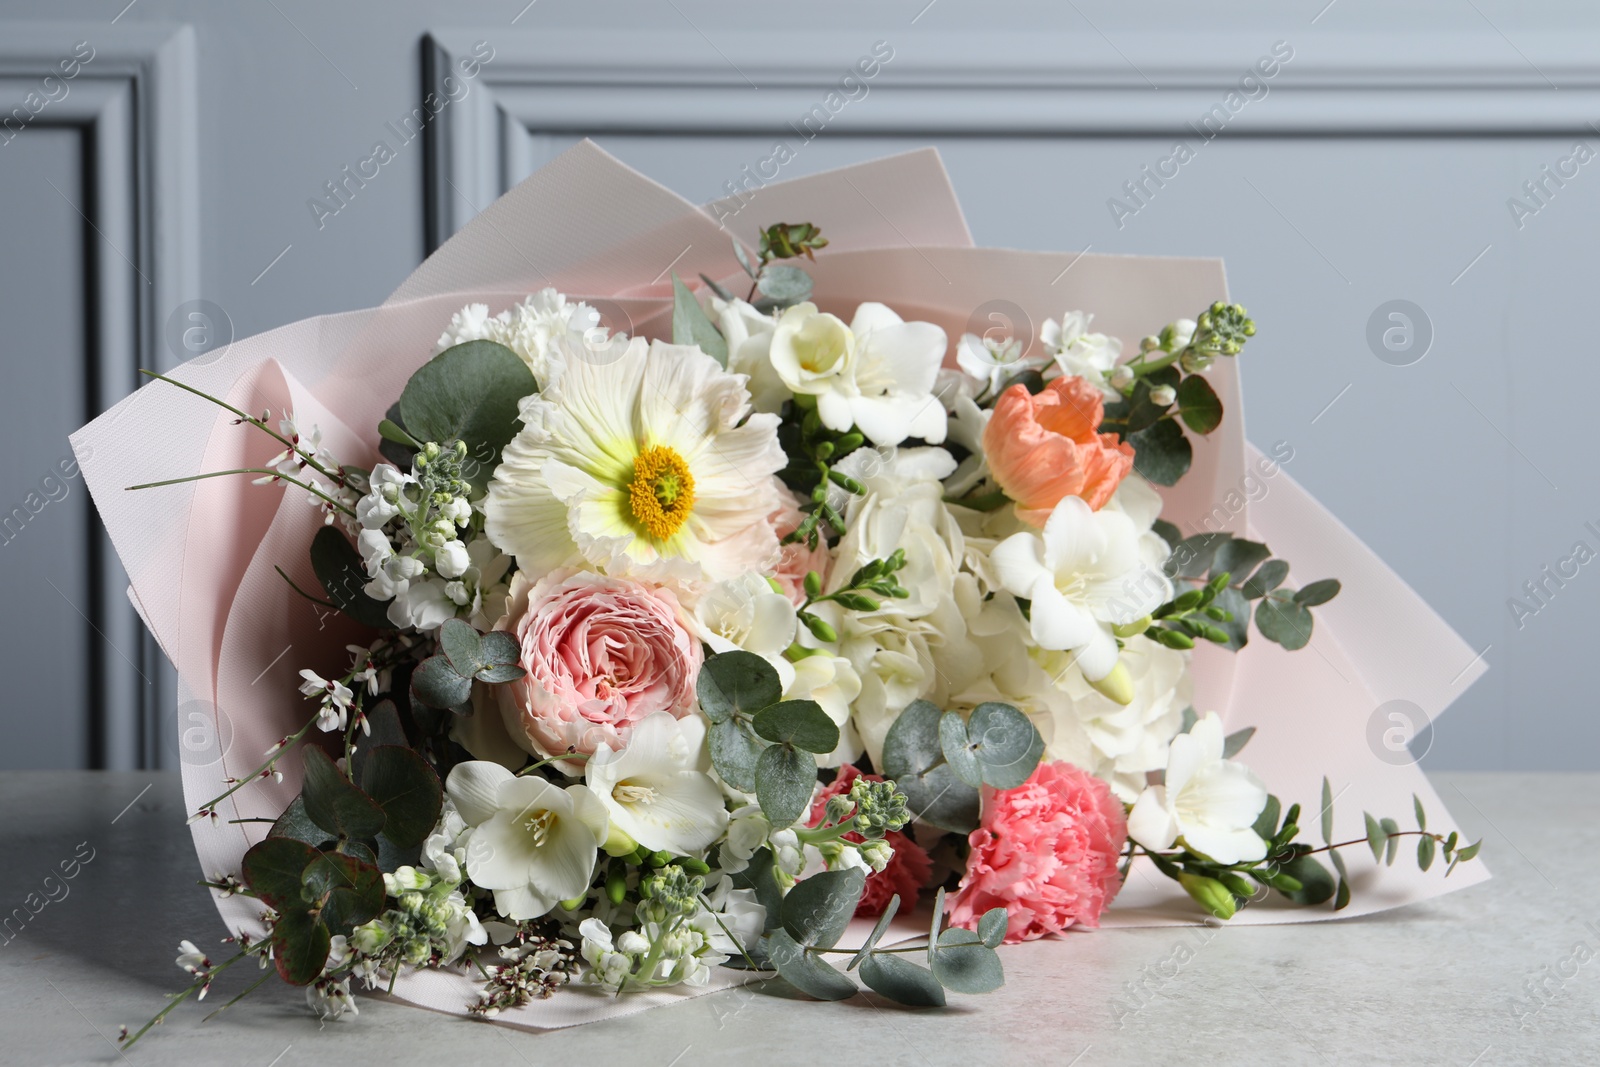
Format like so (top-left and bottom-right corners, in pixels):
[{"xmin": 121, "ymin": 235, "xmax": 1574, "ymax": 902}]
[{"xmin": 0, "ymin": 23, "xmax": 198, "ymax": 768}]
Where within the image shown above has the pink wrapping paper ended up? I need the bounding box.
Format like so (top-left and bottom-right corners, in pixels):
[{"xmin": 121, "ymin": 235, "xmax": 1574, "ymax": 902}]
[{"xmin": 71, "ymin": 142, "xmax": 1485, "ymax": 1029}]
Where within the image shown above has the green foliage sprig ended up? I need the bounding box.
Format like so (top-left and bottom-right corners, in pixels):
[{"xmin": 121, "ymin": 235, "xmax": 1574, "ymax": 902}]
[
  {"xmin": 1152, "ymin": 525, "xmax": 1341, "ymax": 652},
  {"xmin": 792, "ymin": 550, "xmax": 909, "ymax": 642},
  {"xmin": 1134, "ymin": 778, "xmax": 1483, "ymax": 920}
]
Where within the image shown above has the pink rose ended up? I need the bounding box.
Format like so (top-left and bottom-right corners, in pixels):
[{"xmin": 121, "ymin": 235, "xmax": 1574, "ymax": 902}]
[
  {"xmin": 495, "ymin": 570, "xmax": 702, "ymax": 761},
  {"xmin": 808, "ymin": 764, "xmax": 932, "ymax": 917},
  {"xmin": 948, "ymin": 761, "xmax": 1127, "ymax": 943},
  {"xmin": 982, "ymin": 376, "xmax": 1135, "ymax": 525}
]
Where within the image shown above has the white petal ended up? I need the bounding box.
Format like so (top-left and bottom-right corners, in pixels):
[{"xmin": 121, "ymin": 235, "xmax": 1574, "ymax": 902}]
[
  {"xmin": 1127, "ymin": 786, "xmax": 1177, "ymax": 850},
  {"xmin": 565, "ymin": 783, "xmax": 611, "ymax": 843},
  {"xmin": 492, "ymin": 882, "xmax": 558, "ymax": 921},
  {"xmin": 446, "ymin": 761, "xmax": 515, "ymax": 827},
  {"xmin": 1071, "ymin": 624, "xmax": 1121, "ymax": 683},
  {"xmin": 622, "ymin": 771, "xmax": 729, "ymax": 854},
  {"xmin": 529, "ymin": 817, "xmax": 600, "ymax": 901},
  {"xmin": 1039, "ymin": 496, "xmax": 1101, "ymax": 575},
  {"xmin": 989, "ymin": 532, "xmax": 1050, "ymax": 598},
  {"xmin": 1182, "ymin": 823, "xmax": 1268, "ymax": 865},
  {"xmin": 1028, "ymin": 576, "xmax": 1101, "ymax": 654}
]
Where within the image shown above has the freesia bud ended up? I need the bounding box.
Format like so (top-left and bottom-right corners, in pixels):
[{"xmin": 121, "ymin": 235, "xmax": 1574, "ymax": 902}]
[
  {"xmin": 1087, "ymin": 660, "xmax": 1135, "ymax": 706},
  {"xmin": 1179, "ymin": 872, "xmax": 1237, "ymax": 920}
]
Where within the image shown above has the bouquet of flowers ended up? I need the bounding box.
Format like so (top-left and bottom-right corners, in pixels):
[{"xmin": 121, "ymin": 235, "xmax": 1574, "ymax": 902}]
[{"xmin": 74, "ymin": 145, "xmax": 1485, "ymax": 1045}]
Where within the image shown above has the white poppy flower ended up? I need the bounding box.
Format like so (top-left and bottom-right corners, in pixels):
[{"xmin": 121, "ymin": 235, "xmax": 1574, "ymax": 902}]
[
  {"xmin": 989, "ymin": 496, "xmax": 1171, "ymax": 682},
  {"xmin": 584, "ymin": 713, "xmax": 728, "ymax": 855},
  {"xmin": 768, "ymin": 301, "xmax": 948, "ymax": 447},
  {"xmin": 1127, "ymin": 711, "xmax": 1269, "ymax": 864},
  {"xmin": 447, "ymin": 761, "xmax": 608, "ymax": 921}
]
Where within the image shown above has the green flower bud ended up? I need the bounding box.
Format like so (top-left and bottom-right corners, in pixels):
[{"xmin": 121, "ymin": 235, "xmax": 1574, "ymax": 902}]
[
  {"xmin": 1179, "ymin": 872, "xmax": 1238, "ymax": 920},
  {"xmin": 1087, "ymin": 660, "xmax": 1135, "ymax": 705}
]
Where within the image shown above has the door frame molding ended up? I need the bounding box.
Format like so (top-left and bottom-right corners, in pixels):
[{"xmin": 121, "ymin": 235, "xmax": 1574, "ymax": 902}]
[{"xmin": 0, "ymin": 22, "xmax": 199, "ymax": 768}]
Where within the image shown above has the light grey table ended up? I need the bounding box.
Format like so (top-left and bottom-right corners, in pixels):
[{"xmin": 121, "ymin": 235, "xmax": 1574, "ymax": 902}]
[{"xmin": 0, "ymin": 772, "xmax": 1591, "ymax": 1066}]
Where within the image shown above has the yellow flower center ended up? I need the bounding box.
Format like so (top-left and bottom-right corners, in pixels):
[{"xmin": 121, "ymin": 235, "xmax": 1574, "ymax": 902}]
[{"xmin": 628, "ymin": 445, "xmax": 696, "ymax": 541}]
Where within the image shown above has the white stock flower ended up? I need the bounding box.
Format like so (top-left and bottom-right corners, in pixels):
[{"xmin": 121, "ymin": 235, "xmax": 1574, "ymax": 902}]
[
  {"xmin": 768, "ymin": 301, "xmax": 948, "ymax": 446},
  {"xmin": 448, "ymin": 761, "xmax": 608, "ymax": 920},
  {"xmin": 584, "ymin": 713, "xmax": 728, "ymax": 855},
  {"xmin": 707, "ymin": 294, "xmax": 789, "ymax": 413},
  {"xmin": 693, "ymin": 572, "xmax": 798, "ymax": 663},
  {"xmin": 1040, "ymin": 310, "xmax": 1122, "ymax": 391},
  {"xmin": 1127, "ymin": 711, "xmax": 1269, "ymax": 864},
  {"xmin": 989, "ymin": 496, "xmax": 1171, "ymax": 682}
]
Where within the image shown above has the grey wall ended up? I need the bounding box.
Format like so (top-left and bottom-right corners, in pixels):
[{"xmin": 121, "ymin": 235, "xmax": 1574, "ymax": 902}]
[{"xmin": 0, "ymin": 1, "xmax": 1592, "ymax": 770}]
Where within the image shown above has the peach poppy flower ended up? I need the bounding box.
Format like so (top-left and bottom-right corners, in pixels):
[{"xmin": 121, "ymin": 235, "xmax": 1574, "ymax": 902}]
[{"xmin": 982, "ymin": 376, "xmax": 1134, "ymax": 525}]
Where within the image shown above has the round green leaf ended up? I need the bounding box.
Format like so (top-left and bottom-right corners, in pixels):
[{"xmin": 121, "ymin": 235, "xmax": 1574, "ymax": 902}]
[
  {"xmin": 1128, "ymin": 417, "xmax": 1192, "ymax": 486},
  {"xmin": 755, "ymin": 743, "xmax": 816, "ymax": 829},
  {"xmin": 359, "ymin": 745, "xmax": 443, "ymax": 849},
  {"xmin": 697, "ymin": 651, "xmax": 782, "ymax": 724},
  {"xmin": 881, "ymin": 699, "xmax": 944, "ymax": 781},
  {"xmin": 782, "ymin": 867, "xmax": 866, "ymax": 949},
  {"xmin": 302, "ymin": 851, "xmax": 384, "ymax": 933},
  {"xmin": 939, "ymin": 710, "xmax": 982, "ymax": 788},
  {"xmin": 410, "ymin": 654, "xmax": 473, "ymax": 710},
  {"xmin": 438, "ymin": 618, "xmax": 483, "ymax": 675},
  {"xmin": 1211, "ymin": 538, "xmax": 1271, "ymax": 588},
  {"xmin": 269, "ymin": 796, "xmax": 333, "ymax": 850},
  {"xmin": 241, "ymin": 837, "xmax": 321, "ymax": 910},
  {"xmin": 767, "ymin": 930, "xmax": 857, "ymax": 1001},
  {"xmin": 966, "ymin": 702, "xmax": 1045, "ymax": 789},
  {"xmin": 1241, "ymin": 559, "xmax": 1289, "ymax": 599},
  {"xmin": 753, "ymin": 699, "xmax": 839, "ymax": 754},
  {"xmin": 896, "ymin": 762, "xmax": 980, "ymax": 834},
  {"xmin": 1255, "ymin": 596, "xmax": 1313, "ymax": 650},
  {"xmin": 397, "ymin": 340, "xmax": 535, "ymax": 489},
  {"xmin": 931, "ymin": 940, "xmax": 1005, "ymax": 994},
  {"xmin": 709, "ymin": 717, "xmax": 763, "ymax": 794},
  {"xmin": 301, "ymin": 747, "xmax": 387, "ymax": 841},
  {"xmin": 1176, "ymin": 374, "xmax": 1223, "ymax": 434},
  {"xmin": 860, "ymin": 952, "xmax": 946, "ymax": 1007},
  {"xmin": 1274, "ymin": 854, "xmax": 1336, "ymax": 905},
  {"xmin": 272, "ymin": 907, "xmax": 331, "ymax": 986},
  {"xmin": 1294, "ymin": 578, "xmax": 1342, "ymax": 607},
  {"xmin": 756, "ymin": 264, "xmax": 814, "ymax": 303},
  {"xmin": 977, "ymin": 907, "xmax": 1008, "ymax": 949}
]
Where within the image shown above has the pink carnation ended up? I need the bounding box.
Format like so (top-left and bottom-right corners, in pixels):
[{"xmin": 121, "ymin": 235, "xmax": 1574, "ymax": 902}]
[
  {"xmin": 809, "ymin": 765, "xmax": 932, "ymax": 917},
  {"xmin": 948, "ymin": 761, "xmax": 1127, "ymax": 943},
  {"xmin": 495, "ymin": 570, "xmax": 701, "ymax": 761}
]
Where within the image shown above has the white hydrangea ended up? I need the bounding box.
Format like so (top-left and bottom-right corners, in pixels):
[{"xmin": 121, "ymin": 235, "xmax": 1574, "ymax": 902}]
[{"xmin": 435, "ymin": 289, "xmax": 607, "ymax": 384}]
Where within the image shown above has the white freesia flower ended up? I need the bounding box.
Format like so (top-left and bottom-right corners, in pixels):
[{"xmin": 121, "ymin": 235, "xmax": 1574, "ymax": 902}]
[
  {"xmin": 448, "ymin": 761, "xmax": 608, "ymax": 920},
  {"xmin": 484, "ymin": 337, "xmax": 785, "ymax": 583},
  {"xmin": 693, "ymin": 572, "xmax": 797, "ymax": 663},
  {"xmin": 585, "ymin": 713, "xmax": 728, "ymax": 855},
  {"xmin": 1040, "ymin": 310, "xmax": 1122, "ymax": 391},
  {"xmin": 989, "ymin": 496, "xmax": 1171, "ymax": 682},
  {"xmin": 1127, "ymin": 711, "xmax": 1269, "ymax": 864},
  {"xmin": 768, "ymin": 301, "xmax": 948, "ymax": 446}
]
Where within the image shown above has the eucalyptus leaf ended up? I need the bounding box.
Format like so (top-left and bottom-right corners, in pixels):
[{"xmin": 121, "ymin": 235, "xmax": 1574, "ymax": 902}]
[
  {"xmin": 782, "ymin": 868, "xmax": 866, "ymax": 949},
  {"xmin": 709, "ymin": 717, "xmax": 764, "ymax": 794},
  {"xmin": 767, "ymin": 930, "xmax": 858, "ymax": 1001},
  {"xmin": 302, "ymin": 850, "xmax": 384, "ymax": 933},
  {"xmin": 671, "ymin": 273, "xmax": 728, "ymax": 366},
  {"xmin": 409, "ymin": 654, "xmax": 473, "ymax": 710},
  {"xmin": 1365, "ymin": 812, "xmax": 1386, "ymax": 862},
  {"xmin": 698, "ymin": 651, "xmax": 782, "ymax": 725},
  {"xmin": 310, "ymin": 526, "xmax": 393, "ymax": 629},
  {"xmin": 965, "ymin": 702, "xmax": 1044, "ymax": 789},
  {"xmin": 1381, "ymin": 817, "xmax": 1401, "ymax": 866},
  {"xmin": 1176, "ymin": 374, "xmax": 1223, "ymax": 434},
  {"xmin": 1212, "ymin": 539, "xmax": 1271, "ymax": 588},
  {"xmin": 269, "ymin": 796, "xmax": 332, "ymax": 849},
  {"xmin": 1221, "ymin": 727, "xmax": 1255, "ymax": 759},
  {"xmin": 861, "ymin": 952, "xmax": 946, "ymax": 1007},
  {"xmin": 1241, "ymin": 559, "xmax": 1290, "ymax": 599},
  {"xmin": 1128, "ymin": 417, "xmax": 1192, "ymax": 486},
  {"xmin": 728, "ymin": 847, "xmax": 785, "ymax": 934},
  {"xmin": 756, "ymin": 264, "xmax": 814, "ymax": 304},
  {"xmin": 475, "ymin": 663, "xmax": 525, "ymax": 684},
  {"xmin": 848, "ymin": 895, "xmax": 900, "ymax": 970},
  {"xmin": 1320, "ymin": 777, "xmax": 1334, "ymax": 846},
  {"xmin": 732, "ymin": 239, "xmax": 759, "ymax": 279},
  {"xmin": 438, "ymin": 619, "xmax": 482, "ymax": 676},
  {"xmin": 478, "ymin": 630, "xmax": 519, "ymax": 665},
  {"xmin": 881, "ymin": 700, "xmax": 944, "ymax": 781},
  {"xmin": 1294, "ymin": 578, "xmax": 1342, "ymax": 607},
  {"xmin": 241, "ymin": 837, "xmax": 321, "ymax": 911},
  {"xmin": 272, "ymin": 907, "xmax": 331, "ymax": 987},
  {"xmin": 397, "ymin": 340, "xmax": 534, "ymax": 490},
  {"xmin": 301, "ymin": 747, "xmax": 386, "ymax": 841},
  {"xmin": 1418, "ymin": 833, "xmax": 1436, "ymax": 871},
  {"xmin": 1168, "ymin": 532, "xmax": 1231, "ymax": 579},
  {"xmin": 753, "ymin": 700, "xmax": 839, "ymax": 754},
  {"xmin": 939, "ymin": 710, "xmax": 982, "ymax": 788},
  {"xmin": 1252, "ymin": 795, "xmax": 1282, "ymax": 842},
  {"xmin": 1274, "ymin": 854, "xmax": 1335, "ymax": 906},
  {"xmin": 1255, "ymin": 596, "xmax": 1313, "ymax": 650},
  {"xmin": 930, "ymin": 940, "xmax": 1005, "ymax": 994},
  {"xmin": 755, "ymin": 743, "xmax": 816, "ymax": 829},
  {"xmin": 896, "ymin": 762, "xmax": 980, "ymax": 834},
  {"xmin": 978, "ymin": 907, "xmax": 1008, "ymax": 949},
  {"xmin": 359, "ymin": 745, "xmax": 443, "ymax": 849}
]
